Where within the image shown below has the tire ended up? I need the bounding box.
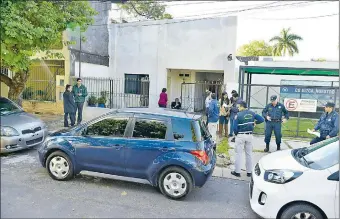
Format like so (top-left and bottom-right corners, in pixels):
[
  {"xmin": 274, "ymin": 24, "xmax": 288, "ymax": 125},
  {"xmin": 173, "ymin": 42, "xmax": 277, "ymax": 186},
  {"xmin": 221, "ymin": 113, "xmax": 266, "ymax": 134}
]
[
  {"xmin": 158, "ymin": 166, "xmax": 193, "ymax": 200},
  {"xmin": 46, "ymin": 151, "xmax": 74, "ymax": 181},
  {"xmin": 280, "ymin": 203, "xmax": 323, "ymax": 219}
]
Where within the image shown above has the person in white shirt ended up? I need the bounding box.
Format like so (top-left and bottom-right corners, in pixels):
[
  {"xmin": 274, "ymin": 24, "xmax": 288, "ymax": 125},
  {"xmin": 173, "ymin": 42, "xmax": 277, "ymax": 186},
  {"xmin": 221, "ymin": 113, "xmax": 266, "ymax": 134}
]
[{"xmin": 205, "ymin": 91, "xmax": 212, "ymax": 125}]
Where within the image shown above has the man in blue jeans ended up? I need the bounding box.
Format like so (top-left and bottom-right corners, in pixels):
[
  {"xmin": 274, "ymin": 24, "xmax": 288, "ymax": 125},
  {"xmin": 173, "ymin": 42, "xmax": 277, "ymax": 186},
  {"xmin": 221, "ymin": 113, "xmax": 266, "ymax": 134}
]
[{"xmin": 208, "ymin": 93, "xmax": 220, "ymax": 143}]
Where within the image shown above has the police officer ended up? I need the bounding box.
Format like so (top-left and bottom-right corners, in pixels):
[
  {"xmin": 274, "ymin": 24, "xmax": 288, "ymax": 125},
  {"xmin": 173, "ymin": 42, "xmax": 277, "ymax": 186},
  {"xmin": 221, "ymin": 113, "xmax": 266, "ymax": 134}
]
[
  {"xmin": 262, "ymin": 95, "xmax": 289, "ymax": 152},
  {"xmin": 231, "ymin": 101, "xmax": 264, "ymax": 177},
  {"xmin": 310, "ymin": 102, "xmax": 339, "ymax": 144}
]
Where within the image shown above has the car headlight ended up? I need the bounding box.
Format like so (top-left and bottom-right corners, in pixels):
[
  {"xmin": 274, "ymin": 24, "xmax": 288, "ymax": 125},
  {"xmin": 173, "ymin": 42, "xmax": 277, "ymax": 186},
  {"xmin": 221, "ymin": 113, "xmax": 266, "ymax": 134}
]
[
  {"xmin": 264, "ymin": 170, "xmax": 303, "ymax": 184},
  {"xmin": 0, "ymin": 126, "xmax": 20, "ymax": 137}
]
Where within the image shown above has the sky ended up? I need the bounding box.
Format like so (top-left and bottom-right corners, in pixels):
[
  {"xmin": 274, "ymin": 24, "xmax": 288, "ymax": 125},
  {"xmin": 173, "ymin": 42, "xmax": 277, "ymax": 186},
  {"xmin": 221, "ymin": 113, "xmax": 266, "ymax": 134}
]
[{"xmin": 161, "ymin": 1, "xmax": 339, "ymax": 61}]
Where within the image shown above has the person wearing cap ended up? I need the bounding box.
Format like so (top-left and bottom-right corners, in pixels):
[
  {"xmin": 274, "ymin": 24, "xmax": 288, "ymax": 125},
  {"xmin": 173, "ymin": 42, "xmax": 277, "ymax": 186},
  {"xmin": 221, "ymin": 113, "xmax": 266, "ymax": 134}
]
[
  {"xmin": 229, "ymin": 92, "xmax": 243, "ymax": 142},
  {"xmin": 310, "ymin": 102, "xmax": 339, "ymax": 144},
  {"xmin": 262, "ymin": 95, "xmax": 289, "ymax": 152},
  {"xmin": 231, "ymin": 100, "xmax": 264, "ymax": 177},
  {"xmin": 208, "ymin": 93, "xmax": 220, "ymax": 143}
]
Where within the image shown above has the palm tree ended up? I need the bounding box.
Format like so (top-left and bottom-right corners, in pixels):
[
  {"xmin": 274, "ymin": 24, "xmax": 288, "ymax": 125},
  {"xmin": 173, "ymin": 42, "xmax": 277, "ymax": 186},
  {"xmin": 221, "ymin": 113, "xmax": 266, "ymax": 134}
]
[{"xmin": 270, "ymin": 28, "xmax": 303, "ymax": 57}]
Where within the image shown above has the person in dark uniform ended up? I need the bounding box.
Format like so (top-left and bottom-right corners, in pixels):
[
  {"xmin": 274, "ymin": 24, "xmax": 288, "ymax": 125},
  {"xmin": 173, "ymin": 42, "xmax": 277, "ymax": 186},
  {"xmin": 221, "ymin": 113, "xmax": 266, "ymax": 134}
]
[
  {"xmin": 310, "ymin": 102, "xmax": 339, "ymax": 144},
  {"xmin": 231, "ymin": 101, "xmax": 264, "ymax": 177},
  {"xmin": 63, "ymin": 84, "xmax": 76, "ymax": 127},
  {"xmin": 262, "ymin": 95, "xmax": 289, "ymax": 152}
]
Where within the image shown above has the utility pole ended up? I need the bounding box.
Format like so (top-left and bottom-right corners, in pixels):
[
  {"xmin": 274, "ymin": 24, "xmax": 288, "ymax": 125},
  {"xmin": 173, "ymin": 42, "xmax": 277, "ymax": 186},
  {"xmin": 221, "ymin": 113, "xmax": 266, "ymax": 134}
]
[{"xmin": 79, "ymin": 31, "xmax": 81, "ymax": 78}]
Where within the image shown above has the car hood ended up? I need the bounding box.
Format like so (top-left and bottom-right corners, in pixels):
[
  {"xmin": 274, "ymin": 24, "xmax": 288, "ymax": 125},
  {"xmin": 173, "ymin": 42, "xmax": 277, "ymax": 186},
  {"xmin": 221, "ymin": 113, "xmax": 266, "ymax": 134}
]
[
  {"xmin": 1, "ymin": 111, "xmax": 44, "ymax": 127},
  {"xmin": 49, "ymin": 128, "xmax": 72, "ymax": 137},
  {"xmin": 259, "ymin": 150, "xmax": 309, "ymax": 172}
]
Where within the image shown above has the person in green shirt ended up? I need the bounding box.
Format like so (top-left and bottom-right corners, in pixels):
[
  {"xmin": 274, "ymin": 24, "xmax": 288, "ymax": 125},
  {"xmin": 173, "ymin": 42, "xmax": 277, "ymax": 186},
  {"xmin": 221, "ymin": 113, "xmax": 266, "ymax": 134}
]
[{"xmin": 72, "ymin": 78, "xmax": 88, "ymax": 125}]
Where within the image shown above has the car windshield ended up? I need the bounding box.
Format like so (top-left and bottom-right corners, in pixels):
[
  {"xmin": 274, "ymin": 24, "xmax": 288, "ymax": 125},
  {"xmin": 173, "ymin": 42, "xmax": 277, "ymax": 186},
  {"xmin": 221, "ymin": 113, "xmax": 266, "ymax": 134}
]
[
  {"xmin": 295, "ymin": 137, "xmax": 339, "ymax": 170},
  {"xmin": 192, "ymin": 119, "xmax": 211, "ymax": 142},
  {"xmin": 0, "ymin": 97, "xmax": 23, "ymax": 115}
]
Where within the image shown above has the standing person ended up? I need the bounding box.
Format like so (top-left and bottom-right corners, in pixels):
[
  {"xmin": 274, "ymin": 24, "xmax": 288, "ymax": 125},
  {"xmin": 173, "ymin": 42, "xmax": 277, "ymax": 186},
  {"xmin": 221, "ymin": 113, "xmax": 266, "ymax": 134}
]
[
  {"xmin": 229, "ymin": 92, "xmax": 243, "ymax": 142},
  {"xmin": 205, "ymin": 91, "xmax": 212, "ymax": 125},
  {"xmin": 72, "ymin": 78, "xmax": 88, "ymax": 125},
  {"xmin": 63, "ymin": 85, "xmax": 76, "ymax": 127},
  {"xmin": 218, "ymin": 92, "xmax": 230, "ymax": 137},
  {"xmin": 171, "ymin": 98, "xmax": 182, "ymax": 109},
  {"xmin": 208, "ymin": 93, "xmax": 220, "ymax": 143},
  {"xmin": 262, "ymin": 95, "xmax": 289, "ymax": 152},
  {"xmin": 158, "ymin": 88, "xmax": 168, "ymax": 108},
  {"xmin": 310, "ymin": 102, "xmax": 339, "ymax": 144},
  {"xmin": 231, "ymin": 101, "xmax": 264, "ymax": 177}
]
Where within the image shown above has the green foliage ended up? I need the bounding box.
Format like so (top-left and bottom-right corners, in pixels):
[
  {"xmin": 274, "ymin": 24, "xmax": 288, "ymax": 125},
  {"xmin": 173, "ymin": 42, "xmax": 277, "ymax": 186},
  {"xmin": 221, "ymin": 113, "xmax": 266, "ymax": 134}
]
[
  {"xmin": 87, "ymin": 95, "xmax": 98, "ymax": 106},
  {"xmin": 0, "ymin": 0, "xmax": 97, "ymax": 94},
  {"xmin": 270, "ymin": 28, "xmax": 303, "ymax": 57},
  {"xmin": 118, "ymin": 0, "xmax": 172, "ymax": 20},
  {"xmin": 237, "ymin": 40, "xmax": 274, "ymax": 57},
  {"xmin": 217, "ymin": 138, "xmax": 230, "ymax": 156},
  {"xmin": 22, "ymin": 87, "xmax": 34, "ymax": 99}
]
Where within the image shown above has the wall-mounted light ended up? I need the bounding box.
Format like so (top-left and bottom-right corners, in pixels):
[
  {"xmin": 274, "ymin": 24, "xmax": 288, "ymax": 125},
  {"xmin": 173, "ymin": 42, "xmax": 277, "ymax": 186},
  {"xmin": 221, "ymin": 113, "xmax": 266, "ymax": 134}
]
[{"xmin": 227, "ymin": 54, "xmax": 233, "ymax": 61}]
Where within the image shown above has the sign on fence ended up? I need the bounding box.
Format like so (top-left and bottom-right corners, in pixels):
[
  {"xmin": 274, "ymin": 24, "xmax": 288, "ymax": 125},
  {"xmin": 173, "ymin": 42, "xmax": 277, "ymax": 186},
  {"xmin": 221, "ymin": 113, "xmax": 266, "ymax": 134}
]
[
  {"xmin": 284, "ymin": 98, "xmax": 317, "ymax": 112},
  {"xmin": 280, "ymin": 85, "xmax": 338, "ymax": 107}
]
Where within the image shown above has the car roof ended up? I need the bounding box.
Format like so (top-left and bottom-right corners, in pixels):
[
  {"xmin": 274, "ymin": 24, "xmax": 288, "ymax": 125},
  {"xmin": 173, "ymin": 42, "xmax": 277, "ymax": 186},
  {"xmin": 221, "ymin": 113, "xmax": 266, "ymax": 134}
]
[{"xmin": 114, "ymin": 108, "xmax": 202, "ymax": 120}]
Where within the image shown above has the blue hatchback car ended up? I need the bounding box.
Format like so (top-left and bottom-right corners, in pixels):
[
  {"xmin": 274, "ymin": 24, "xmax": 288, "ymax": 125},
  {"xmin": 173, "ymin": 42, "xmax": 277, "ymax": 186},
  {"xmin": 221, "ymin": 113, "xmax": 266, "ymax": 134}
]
[{"xmin": 38, "ymin": 108, "xmax": 216, "ymax": 199}]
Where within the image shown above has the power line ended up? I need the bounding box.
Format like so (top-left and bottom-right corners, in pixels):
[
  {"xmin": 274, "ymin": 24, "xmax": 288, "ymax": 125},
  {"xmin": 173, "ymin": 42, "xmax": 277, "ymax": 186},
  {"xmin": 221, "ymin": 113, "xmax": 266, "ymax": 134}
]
[
  {"xmin": 248, "ymin": 13, "xmax": 339, "ymax": 20},
  {"xmin": 115, "ymin": 1, "xmax": 314, "ymax": 28}
]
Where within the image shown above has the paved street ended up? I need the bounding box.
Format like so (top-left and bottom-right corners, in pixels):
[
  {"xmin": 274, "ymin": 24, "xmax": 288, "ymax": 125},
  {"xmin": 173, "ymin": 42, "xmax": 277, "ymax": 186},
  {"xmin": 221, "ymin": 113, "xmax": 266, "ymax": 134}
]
[{"xmin": 1, "ymin": 148, "xmax": 258, "ymax": 218}]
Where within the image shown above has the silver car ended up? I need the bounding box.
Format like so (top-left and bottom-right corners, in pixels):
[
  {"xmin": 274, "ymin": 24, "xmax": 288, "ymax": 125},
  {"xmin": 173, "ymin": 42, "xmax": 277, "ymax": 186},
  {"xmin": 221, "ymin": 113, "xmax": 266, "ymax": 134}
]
[{"xmin": 0, "ymin": 97, "xmax": 48, "ymax": 153}]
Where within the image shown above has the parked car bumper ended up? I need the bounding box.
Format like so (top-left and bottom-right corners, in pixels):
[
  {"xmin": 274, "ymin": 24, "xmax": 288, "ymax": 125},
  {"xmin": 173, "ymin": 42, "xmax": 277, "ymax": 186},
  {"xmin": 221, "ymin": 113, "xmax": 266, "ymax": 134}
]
[
  {"xmin": 1, "ymin": 128, "xmax": 48, "ymax": 153},
  {"xmin": 249, "ymin": 163, "xmax": 286, "ymax": 219}
]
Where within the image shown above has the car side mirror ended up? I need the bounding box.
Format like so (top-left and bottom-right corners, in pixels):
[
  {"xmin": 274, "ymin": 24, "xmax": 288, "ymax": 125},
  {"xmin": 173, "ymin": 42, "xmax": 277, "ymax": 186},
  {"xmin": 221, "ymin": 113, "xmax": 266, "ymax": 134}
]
[
  {"xmin": 327, "ymin": 171, "xmax": 339, "ymax": 181},
  {"xmin": 173, "ymin": 133, "xmax": 184, "ymax": 140}
]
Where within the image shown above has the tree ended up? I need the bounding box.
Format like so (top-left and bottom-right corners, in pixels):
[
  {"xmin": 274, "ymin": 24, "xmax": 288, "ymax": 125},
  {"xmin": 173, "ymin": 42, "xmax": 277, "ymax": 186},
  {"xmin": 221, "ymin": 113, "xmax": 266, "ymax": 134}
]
[
  {"xmin": 118, "ymin": 0, "xmax": 172, "ymax": 20},
  {"xmin": 237, "ymin": 40, "xmax": 274, "ymax": 57},
  {"xmin": 269, "ymin": 28, "xmax": 303, "ymax": 57},
  {"xmin": 0, "ymin": 0, "xmax": 97, "ymax": 101}
]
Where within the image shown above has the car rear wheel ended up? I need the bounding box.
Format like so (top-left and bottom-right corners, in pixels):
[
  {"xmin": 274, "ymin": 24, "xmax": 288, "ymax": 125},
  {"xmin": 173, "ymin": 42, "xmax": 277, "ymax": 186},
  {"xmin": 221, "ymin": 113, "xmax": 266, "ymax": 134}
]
[
  {"xmin": 280, "ymin": 203, "xmax": 323, "ymax": 219},
  {"xmin": 158, "ymin": 166, "xmax": 193, "ymax": 200},
  {"xmin": 46, "ymin": 151, "xmax": 74, "ymax": 181}
]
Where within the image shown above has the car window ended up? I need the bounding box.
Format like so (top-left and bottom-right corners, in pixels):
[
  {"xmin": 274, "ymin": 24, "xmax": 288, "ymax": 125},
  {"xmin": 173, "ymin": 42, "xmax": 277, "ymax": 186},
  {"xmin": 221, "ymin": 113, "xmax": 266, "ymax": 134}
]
[
  {"xmin": 192, "ymin": 119, "xmax": 211, "ymax": 142},
  {"xmin": 304, "ymin": 139, "xmax": 339, "ymax": 170},
  {"xmin": 0, "ymin": 97, "xmax": 23, "ymax": 115},
  {"xmin": 172, "ymin": 118, "xmax": 194, "ymax": 141},
  {"xmin": 84, "ymin": 117, "xmax": 129, "ymax": 137},
  {"xmin": 132, "ymin": 119, "xmax": 167, "ymax": 139}
]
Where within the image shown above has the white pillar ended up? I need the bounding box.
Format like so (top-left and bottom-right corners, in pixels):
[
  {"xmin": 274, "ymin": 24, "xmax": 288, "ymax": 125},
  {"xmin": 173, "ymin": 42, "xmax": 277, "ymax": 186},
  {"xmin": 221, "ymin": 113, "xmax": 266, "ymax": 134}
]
[{"xmin": 222, "ymin": 16, "xmax": 238, "ymax": 95}]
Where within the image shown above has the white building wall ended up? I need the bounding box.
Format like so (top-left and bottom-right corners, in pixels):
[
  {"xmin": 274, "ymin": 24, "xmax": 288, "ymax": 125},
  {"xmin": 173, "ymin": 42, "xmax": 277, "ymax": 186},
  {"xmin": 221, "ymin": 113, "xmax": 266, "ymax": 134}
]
[
  {"xmin": 109, "ymin": 17, "xmax": 238, "ymax": 108},
  {"xmin": 74, "ymin": 62, "xmax": 110, "ymax": 78}
]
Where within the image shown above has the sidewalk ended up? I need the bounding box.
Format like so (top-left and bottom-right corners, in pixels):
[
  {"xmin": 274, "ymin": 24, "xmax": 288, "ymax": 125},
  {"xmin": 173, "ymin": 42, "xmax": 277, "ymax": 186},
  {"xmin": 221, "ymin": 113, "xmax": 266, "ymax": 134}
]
[{"xmin": 213, "ymin": 135, "xmax": 310, "ymax": 181}]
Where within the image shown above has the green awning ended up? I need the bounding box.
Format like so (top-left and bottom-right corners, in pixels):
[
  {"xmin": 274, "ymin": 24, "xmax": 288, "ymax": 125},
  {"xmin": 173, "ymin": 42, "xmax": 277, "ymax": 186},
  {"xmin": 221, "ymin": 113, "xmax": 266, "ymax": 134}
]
[{"xmin": 241, "ymin": 67, "xmax": 339, "ymax": 77}]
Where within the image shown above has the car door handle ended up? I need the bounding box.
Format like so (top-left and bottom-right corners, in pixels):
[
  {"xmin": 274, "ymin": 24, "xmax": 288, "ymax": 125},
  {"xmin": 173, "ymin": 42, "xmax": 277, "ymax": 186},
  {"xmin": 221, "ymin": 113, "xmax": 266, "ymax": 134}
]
[{"xmin": 113, "ymin": 144, "xmax": 124, "ymax": 150}]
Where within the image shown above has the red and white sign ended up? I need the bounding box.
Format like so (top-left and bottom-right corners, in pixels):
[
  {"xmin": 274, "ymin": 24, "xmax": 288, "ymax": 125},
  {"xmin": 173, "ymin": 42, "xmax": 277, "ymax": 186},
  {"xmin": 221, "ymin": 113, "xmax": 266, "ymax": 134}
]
[{"xmin": 284, "ymin": 98, "xmax": 317, "ymax": 112}]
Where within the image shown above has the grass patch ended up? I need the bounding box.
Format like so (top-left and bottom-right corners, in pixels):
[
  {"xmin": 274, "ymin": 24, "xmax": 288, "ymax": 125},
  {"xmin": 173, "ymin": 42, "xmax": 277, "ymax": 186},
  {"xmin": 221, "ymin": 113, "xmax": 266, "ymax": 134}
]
[
  {"xmin": 216, "ymin": 138, "xmax": 230, "ymax": 156},
  {"xmin": 254, "ymin": 117, "xmax": 318, "ymax": 139}
]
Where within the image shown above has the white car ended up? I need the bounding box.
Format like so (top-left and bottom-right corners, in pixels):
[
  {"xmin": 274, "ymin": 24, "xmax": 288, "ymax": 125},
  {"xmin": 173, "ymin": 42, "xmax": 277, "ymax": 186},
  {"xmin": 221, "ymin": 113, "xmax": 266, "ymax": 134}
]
[{"xmin": 250, "ymin": 137, "xmax": 339, "ymax": 219}]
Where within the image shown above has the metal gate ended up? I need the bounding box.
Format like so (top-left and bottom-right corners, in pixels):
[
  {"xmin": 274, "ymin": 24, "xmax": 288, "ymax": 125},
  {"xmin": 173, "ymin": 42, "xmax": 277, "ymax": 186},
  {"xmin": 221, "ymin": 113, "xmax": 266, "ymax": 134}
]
[
  {"xmin": 70, "ymin": 76, "xmax": 150, "ymax": 109},
  {"xmin": 240, "ymin": 83, "xmax": 339, "ymax": 138},
  {"xmin": 181, "ymin": 81, "xmax": 224, "ymax": 112}
]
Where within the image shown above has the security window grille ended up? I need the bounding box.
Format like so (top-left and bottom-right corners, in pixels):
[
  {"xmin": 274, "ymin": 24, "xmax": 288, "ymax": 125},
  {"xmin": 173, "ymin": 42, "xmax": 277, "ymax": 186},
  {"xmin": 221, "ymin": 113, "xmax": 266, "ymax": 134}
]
[{"xmin": 124, "ymin": 74, "xmax": 149, "ymax": 95}]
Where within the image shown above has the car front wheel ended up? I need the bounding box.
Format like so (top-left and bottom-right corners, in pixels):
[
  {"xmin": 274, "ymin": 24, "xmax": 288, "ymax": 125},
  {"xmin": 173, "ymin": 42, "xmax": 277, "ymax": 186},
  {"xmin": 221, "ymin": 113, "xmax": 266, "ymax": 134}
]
[
  {"xmin": 158, "ymin": 166, "xmax": 193, "ymax": 200},
  {"xmin": 280, "ymin": 203, "xmax": 323, "ymax": 219},
  {"xmin": 46, "ymin": 151, "xmax": 74, "ymax": 181}
]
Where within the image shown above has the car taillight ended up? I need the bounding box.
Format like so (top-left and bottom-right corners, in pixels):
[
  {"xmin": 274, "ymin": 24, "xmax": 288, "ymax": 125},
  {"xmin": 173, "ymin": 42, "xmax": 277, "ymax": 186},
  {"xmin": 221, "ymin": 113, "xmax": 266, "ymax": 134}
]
[{"xmin": 190, "ymin": 150, "xmax": 209, "ymax": 165}]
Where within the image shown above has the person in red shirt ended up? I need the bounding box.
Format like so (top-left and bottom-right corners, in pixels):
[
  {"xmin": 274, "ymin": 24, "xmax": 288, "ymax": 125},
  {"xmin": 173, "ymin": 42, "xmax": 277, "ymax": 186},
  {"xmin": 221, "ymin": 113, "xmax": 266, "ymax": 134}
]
[{"xmin": 158, "ymin": 88, "xmax": 168, "ymax": 108}]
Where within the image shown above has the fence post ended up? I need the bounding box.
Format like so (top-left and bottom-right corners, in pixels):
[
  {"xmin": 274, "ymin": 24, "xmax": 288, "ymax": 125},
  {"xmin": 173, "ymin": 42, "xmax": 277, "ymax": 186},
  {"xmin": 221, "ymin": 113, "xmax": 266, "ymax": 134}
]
[{"xmin": 296, "ymin": 87, "xmax": 302, "ymax": 137}]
